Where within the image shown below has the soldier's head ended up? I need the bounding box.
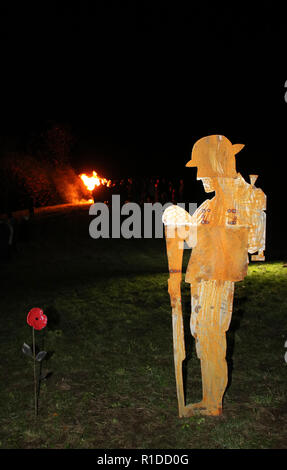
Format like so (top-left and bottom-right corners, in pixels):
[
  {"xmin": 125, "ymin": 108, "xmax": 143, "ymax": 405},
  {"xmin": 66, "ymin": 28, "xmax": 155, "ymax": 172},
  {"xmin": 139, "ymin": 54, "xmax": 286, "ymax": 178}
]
[{"xmin": 186, "ymin": 135, "xmax": 245, "ymax": 183}]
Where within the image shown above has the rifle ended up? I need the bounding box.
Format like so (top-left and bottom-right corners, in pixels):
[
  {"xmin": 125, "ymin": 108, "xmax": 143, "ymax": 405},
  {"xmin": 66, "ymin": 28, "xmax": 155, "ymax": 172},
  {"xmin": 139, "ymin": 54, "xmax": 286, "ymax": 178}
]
[
  {"xmin": 164, "ymin": 224, "xmax": 186, "ymax": 417},
  {"xmin": 162, "ymin": 204, "xmax": 197, "ymax": 417}
]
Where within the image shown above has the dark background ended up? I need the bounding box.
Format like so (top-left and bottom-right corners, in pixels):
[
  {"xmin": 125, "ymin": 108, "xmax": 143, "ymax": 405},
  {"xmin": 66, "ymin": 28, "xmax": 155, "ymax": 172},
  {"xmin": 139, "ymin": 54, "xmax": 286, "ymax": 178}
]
[{"xmin": 0, "ymin": 4, "xmax": 286, "ymax": 257}]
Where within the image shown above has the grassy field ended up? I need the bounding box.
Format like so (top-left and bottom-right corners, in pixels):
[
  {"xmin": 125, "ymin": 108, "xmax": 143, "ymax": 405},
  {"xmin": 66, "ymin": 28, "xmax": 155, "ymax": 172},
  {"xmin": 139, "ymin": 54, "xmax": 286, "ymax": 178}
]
[{"xmin": 0, "ymin": 205, "xmax": 287, "ymax": 449}]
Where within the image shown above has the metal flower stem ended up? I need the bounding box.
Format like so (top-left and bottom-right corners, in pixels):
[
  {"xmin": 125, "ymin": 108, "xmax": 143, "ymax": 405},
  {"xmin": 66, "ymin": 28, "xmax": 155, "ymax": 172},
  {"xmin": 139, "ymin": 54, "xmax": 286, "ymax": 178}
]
[{"xmin": 32, "ymin": 328, "xmax": 38, "ymax": 417}]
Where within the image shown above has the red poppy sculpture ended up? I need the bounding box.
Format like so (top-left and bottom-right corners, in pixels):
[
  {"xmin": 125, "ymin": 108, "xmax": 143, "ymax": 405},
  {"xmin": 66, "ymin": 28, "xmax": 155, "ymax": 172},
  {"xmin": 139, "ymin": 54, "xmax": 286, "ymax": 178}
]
[
  {"xmin": 27, "ymin": 308, "xmax": 48, "ymax": 331},
  {"xmin": 23, "ymin": 308, "xmax": 48, "ymax": 417}
]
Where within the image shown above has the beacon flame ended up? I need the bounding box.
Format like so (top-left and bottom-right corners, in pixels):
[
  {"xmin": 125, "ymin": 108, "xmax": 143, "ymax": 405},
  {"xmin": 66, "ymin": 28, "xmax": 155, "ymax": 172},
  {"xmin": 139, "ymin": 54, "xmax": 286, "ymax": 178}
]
[{"xmin": 79, "ymin": 171, "xmax": 111, "ymax": 203}]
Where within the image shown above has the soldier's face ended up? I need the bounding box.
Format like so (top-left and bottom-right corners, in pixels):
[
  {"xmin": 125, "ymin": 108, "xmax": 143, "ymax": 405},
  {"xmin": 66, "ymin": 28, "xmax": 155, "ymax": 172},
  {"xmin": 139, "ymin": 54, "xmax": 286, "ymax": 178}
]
[{"xmin": 199, "ymin": 177, "xmax": 215, "ymax": 193}]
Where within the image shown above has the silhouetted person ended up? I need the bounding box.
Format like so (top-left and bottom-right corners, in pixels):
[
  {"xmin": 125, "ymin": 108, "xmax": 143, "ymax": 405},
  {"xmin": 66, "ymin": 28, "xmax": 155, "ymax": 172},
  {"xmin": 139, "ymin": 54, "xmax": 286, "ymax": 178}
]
[
  {"xmin": 178, "ymin": 178, "xmax": 185, "ymax": 202},
  {"xmin": 160, "ymin": 177, "xmax": 168, "ymax": 204},
  {"xmin": 146, "ymin": 178, "xmax": 155, "ymax": 203},
  {"xmin": 155, "ymin": 178, "xmax": 160, "ymax": 202},
  {"xmin": 0, "ymin": 219, "xmax": 10, "ymax": 262}
]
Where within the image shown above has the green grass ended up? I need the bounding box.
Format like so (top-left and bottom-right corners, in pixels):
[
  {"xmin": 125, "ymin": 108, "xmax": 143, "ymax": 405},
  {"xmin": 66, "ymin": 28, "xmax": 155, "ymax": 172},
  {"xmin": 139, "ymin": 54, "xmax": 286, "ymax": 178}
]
[{"xmin": 0, "ymin": 206, "xmax": 287, "ymax": 449}]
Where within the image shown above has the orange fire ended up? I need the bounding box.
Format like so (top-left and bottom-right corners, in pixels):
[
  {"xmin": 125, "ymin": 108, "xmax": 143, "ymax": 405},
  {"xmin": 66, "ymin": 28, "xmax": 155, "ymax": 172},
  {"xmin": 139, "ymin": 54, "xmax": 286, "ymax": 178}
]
[{"xmin": 79, "ymin": 171, "xmax": 111, "ymax": 203}]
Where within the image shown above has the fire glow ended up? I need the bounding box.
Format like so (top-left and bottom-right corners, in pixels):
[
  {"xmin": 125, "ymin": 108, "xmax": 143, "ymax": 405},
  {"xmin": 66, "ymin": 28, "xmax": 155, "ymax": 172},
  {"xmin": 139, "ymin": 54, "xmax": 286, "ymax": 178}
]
[
  {"xmin": 79, "ymin": 171, "xmax": 111, "ymax": 203},
  {"xmin": 79, "ymin": 171, "xmax": 111, "ymax": 192}
]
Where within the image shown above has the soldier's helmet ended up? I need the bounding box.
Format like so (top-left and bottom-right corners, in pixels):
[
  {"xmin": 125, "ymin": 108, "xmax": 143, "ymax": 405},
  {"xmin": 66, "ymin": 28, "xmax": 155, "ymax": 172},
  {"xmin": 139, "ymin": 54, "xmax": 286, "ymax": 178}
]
[{"xmin": 186, "ymin": 135, "xmax": 245, "ymax": 178}]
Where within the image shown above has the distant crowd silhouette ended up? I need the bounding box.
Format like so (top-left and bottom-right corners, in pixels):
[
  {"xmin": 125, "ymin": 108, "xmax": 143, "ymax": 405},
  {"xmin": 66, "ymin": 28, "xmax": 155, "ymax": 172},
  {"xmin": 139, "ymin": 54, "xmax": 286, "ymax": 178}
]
[{"xmin": 94, "ymin": 176, "xmax": 186, "ymax": 205}]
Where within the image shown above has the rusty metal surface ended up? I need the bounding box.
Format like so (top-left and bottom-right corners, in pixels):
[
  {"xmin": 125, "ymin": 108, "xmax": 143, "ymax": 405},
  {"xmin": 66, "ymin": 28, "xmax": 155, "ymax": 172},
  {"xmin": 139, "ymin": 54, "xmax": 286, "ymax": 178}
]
[{"xmin": 163, "ymin": 135, "xmax": 267, "ymax": 417}]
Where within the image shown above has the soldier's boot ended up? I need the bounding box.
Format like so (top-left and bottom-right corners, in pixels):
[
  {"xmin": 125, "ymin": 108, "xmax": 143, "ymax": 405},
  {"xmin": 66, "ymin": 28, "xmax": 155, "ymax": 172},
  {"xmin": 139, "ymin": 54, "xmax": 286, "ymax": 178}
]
[
  {"xmin": 200, "ymin": 356, "xmax": 227, "ymax": 416},
  {"xmin": 184, "ymin": 336, "xmax": 227, "ymax": 417},
  {"xmin": 184, "ymin": 358, "xmax": 226, "ymax": 416}
]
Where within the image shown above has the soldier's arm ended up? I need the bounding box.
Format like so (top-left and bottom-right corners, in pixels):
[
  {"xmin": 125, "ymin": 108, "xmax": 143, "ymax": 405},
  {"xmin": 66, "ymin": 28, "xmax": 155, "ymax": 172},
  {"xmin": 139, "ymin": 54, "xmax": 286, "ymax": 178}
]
[
  {"xmin": 165, "ymin": 227, "xmax": 184, "ymax": 306},
  {"xmin": 162, "ymin": 205, "xmax": 193, "ymax": 306}
]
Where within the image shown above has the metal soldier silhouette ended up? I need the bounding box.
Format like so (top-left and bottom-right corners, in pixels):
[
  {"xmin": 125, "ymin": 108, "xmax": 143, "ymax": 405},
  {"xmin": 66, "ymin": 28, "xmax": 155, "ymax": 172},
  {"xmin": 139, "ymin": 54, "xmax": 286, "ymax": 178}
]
[{"xmin": 162, "ymin": 135, "xmax": 266, "ymax": 417}]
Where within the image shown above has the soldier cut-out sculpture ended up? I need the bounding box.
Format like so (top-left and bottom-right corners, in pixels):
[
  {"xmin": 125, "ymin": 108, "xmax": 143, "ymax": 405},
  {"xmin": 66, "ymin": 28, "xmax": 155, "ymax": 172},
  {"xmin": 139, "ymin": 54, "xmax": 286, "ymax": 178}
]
[{"xmin": 162, "ymin": 135, "xmax": 266, "ymax": 417}]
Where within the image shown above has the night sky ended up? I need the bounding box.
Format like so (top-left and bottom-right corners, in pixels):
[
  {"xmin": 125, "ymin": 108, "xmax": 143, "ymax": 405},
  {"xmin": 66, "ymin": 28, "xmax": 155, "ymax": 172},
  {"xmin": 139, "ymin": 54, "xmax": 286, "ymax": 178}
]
[{"xmin": 0, "ymin": 5, "xmax": 285, "ymax": 252}]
